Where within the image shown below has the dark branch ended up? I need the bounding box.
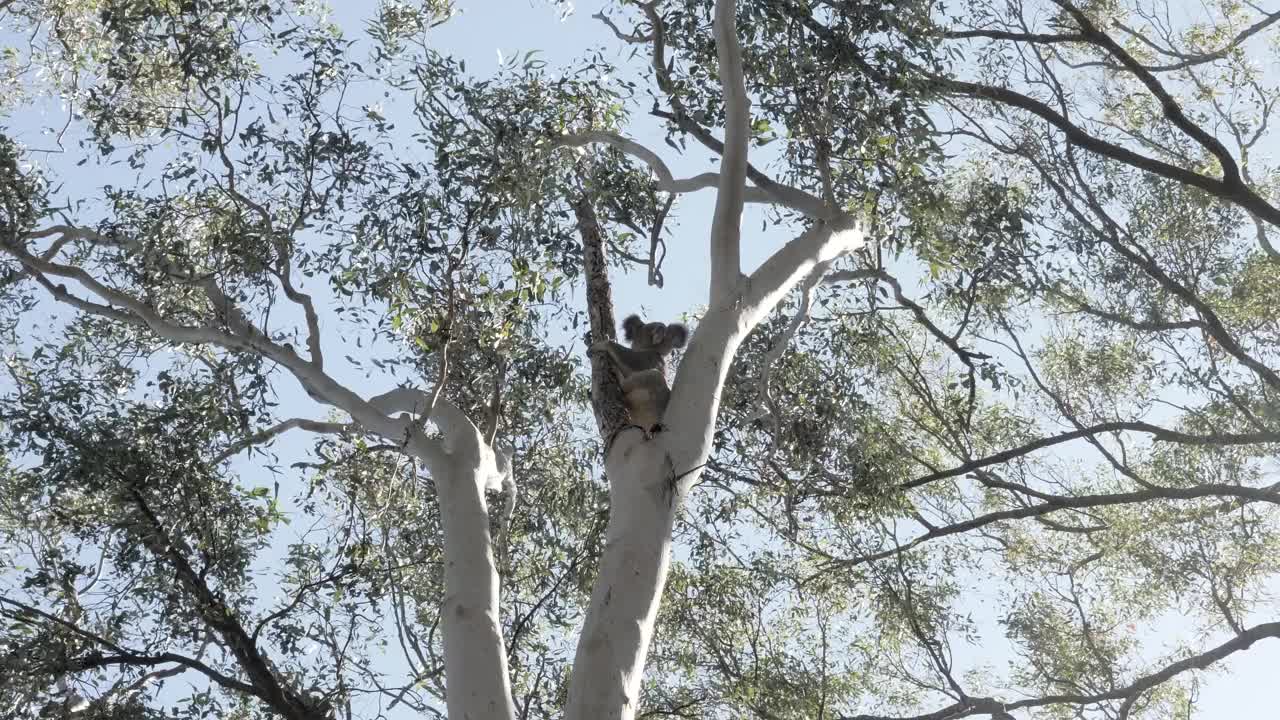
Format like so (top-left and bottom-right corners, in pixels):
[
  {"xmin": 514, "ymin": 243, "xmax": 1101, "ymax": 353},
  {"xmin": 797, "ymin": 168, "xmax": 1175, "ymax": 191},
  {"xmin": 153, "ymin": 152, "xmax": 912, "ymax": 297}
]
[
  {"xmin": 125, "ymin": 488, "xmax": 324, "ymax": 720},
  {"xmin": 0, "ymin": 596, "xmax": 259, "ymax": 698},
  {"xmin": 905, "ymin": 422, "xmax": 1280, "ymax": 489},
  {"xmin": 837, "ymin": 480, "xmax": 1280, "ymax": 569},
  {"xmin": 1049, "ymin": 0, "xmax": 1242, "ymax": 184},
  {"xmin": 769, "ymin": 0, "xmax": 1280, "ymax": 229}
]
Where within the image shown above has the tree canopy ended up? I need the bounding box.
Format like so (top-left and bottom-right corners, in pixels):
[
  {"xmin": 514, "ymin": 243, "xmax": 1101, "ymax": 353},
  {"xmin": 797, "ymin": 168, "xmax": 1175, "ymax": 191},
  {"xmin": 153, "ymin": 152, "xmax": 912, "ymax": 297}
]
[{"xmin": 1, "ymin": 1, "xmax": 1279, "ymax": 719}]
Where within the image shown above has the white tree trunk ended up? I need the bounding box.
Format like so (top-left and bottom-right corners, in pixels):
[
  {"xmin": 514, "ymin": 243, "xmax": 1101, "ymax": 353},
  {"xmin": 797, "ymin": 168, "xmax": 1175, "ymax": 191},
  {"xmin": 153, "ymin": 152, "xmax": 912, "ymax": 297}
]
[
  {"xmin": 566, "ymin": 312, "xmax": 745, "ymax": 720},
  {"xmin": 434, "ymin": 462, "xmax": 516, "ymax": 720},
  {"xmin": 565, "ymin": 219, "xmax": 862, "ymax": 717},
  {"xmin": 564, "ymin": 438, "xmax": 680, "ymax": 719}
]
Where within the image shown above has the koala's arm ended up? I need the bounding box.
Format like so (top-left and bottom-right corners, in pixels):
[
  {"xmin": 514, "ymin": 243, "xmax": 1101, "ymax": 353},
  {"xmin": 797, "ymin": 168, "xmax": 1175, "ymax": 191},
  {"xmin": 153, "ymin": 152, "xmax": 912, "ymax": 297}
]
[{"xmin": 590, "ymin": 340, "xmax": 660, "ymax": 376}]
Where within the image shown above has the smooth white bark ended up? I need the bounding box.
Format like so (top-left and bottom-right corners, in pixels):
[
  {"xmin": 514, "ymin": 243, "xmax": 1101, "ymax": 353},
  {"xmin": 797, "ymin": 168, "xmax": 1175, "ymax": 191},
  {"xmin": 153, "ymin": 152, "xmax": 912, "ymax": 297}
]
[
  {"xmin": 374, "ymin": 389, "xmax": 518, "ymax": 720},
  {"xmin": 741, "ymin": 219, "xmax": 865, "ymax": 327},
  {"xmin": 564, "ymin": 437, "xmax": 679, "ymax": 720},
  {"xmin": 568, "ymin": 276, "xmax": 852, "ymax": 719},
  {"xmin": 565, "ymin": 210, "xmax": 864, "ymax": 720},
  {"xmin": 565, "ymin": 315, "xmax": 746, "ymax": 720},
  {"xmin": 435, "ymin": 464, "xmax": 517, "ymax": 720},
  {"xmin": 708, "ymin": 0, "xmax": 748, "ymax": 303}
]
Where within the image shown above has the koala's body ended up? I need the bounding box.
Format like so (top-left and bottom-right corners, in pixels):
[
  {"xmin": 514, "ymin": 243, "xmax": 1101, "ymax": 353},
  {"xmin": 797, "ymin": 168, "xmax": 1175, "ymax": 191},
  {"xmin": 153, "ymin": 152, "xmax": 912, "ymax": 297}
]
[{"xmin": 591, "ymin": 314, "xmax": 688, "ymax": 431}]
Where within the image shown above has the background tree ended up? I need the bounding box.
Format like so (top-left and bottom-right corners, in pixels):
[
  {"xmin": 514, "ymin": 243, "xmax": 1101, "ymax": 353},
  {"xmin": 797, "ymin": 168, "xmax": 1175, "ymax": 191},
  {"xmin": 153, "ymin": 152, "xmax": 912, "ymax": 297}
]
[{"xmin": 2, "ymin": 1, "xmax": 1279, "ymax": 720}]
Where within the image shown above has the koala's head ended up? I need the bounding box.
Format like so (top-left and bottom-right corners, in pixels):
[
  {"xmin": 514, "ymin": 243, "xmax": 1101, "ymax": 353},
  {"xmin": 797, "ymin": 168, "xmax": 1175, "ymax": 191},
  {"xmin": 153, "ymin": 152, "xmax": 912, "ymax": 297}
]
[{"xmin": 623, "ymin": 314, "xmax": 688, "ymax": 355}]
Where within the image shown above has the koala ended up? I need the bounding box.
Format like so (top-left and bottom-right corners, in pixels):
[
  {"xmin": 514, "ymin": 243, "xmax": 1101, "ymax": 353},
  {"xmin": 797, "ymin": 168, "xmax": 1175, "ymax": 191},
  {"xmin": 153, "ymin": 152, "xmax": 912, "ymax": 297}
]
[{"xmin": 591, "ymin": 314, "xmax": 689, "ymax": 432}]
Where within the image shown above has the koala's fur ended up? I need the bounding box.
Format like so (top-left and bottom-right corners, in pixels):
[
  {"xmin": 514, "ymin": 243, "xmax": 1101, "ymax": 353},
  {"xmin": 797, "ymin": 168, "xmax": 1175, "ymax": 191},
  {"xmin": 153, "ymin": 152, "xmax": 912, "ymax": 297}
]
[{"xmin": 591, "ymin": 314, "xmax": 688, "ymax": 431}]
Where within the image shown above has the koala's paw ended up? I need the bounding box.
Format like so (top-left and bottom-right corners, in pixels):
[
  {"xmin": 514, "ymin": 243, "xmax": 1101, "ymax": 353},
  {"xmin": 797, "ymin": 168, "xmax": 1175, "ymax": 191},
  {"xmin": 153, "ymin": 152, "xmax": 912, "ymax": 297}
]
[{"xmin": 589, "ymin": 340, "xmax": 610, "ymax": 353}]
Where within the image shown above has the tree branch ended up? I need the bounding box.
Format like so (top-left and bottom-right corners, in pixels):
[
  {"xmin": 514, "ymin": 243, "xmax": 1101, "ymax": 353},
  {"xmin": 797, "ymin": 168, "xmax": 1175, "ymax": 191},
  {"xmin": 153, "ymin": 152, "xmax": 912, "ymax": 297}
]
[
  {"xmin": 2, "ymin": 231, "xmax": 447, "ymax": 465},
  {"xmin": 708, "ymin": 0, "xmax": 747, "ymax": 302},
  {"xmin": 124, "ymin": 489, "xmax": 321, "ymax": 720},
  {"xmin": 367, "ymin": 387, "xmax": 481, "ymax": 452},
  {"xmin": 741, "ymin": 219, "xmax": 865, "ymax": 327},
  {"xmin": 939, "ymin": 7, "xmax": 1280, "ymax": 73},
  {"xmin": 555, "ymin": 132, "xmax": 780, "ymax": 207},
  {"xmin": 933, "ymin": 75, "xmax": 1280, "ymax": 223},
  {"xmin": 216, "ymin": 418, "xmax": 352, "ymax": 463},
  {"xmin": 904, "ymin": 422, "xmax": 1280, "ymax": 489},
  {"xmin": 0, "ymin": 596, "xmax": 259, "ymax": 698},
  {"xmin": 1026, "ymin": 150, "xmax": 1280, "ymax": 391},
  {"xmin": 638, "ymin": 2, "xmax": 835, "ymax": 221},
  {"xmin": 273, "ymin": 259, "xmax": 325, "ymax": 369},
  {"xmin": 836, "ymin": 480, "xmax": 1279, "ymax": 570},
  {"xmin": 1050, "ymin": 0, "xmax": 1243, "ymax": 184},
  {"xmin": 864, "ymin": 620, "xmax": 1280, "ymax": 719},
  {"xmin": 573, "ymin": 194, "xmax": 630, "ymax": 440},
  {"xmin": 941, "ymin": 28, "xmax": 1085, "ymax": 43},
  {"xmin": 768, "ymin": 0, "xmax": 1280, "ymax": 229},
  {"xmin": 1110, "ymin": 11, "xmax": 1280, "ymax": 71}
]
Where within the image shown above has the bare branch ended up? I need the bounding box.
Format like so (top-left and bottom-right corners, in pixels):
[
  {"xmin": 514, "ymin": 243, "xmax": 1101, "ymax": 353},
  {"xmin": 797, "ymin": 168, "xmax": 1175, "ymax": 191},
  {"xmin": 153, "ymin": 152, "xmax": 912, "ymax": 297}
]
[
  {"xmin": 0, "ymin": 229, "xmax": 74, "ymax": 289},
  {"xmin": 26, "ymin": 271, "xmax": 144, "ymax": 326},
  {"xmin": 904, "ymin": 422, "xmax": 1280, "ymax": 490},
  {"xmin": 647, "ymin": 193, "xmax": 674, "ymax": 287},
  {"xmin": 216, "ymin": 418, "xmax": 352, "ymax": 463},
  {"xmin": 941, "ymin": 28, "xmax": 1086, "ymax": 44},
  {"xmin": 2, "ymin": 230, "xmax": 449, "ymax": 466},
  {"xmin": 273, "ymin": 259, "xmax": 325, "ymax": 369},
  {"xmin": 1049, "ymin": 288, "xmax": 1204, "ymax": 332},
  {"xmin": 769, "ymin": 2, "xmax": 1280, "ymax": 228},
  {"xmin": 708, "ymin": 0, "xmax": 747, "ymax": 302},
  {"xmin": 742, "ymin": 219, "xmax": 865, "ymax": 327},
  {"xmin": 638, "ymin": 2, "xmax": 836, "ymax": 221},
  {"xmin": 937, "ymin": 74, "xmax": 1280, "ymax": 224},
  {"xmin": 948, "ymin": 620, "xmax": 1280, "ymax": 717},
  {"xmin": 124, "ymin": 488, "xmax": 319, "ymax": 720},
  {"xmin": 1111, "ymin": 10, "xmax": 1280, "ymax": 72},
  {"xmin": 1251, "ymin": 213, "xmax": 1280, "ymax": 261},
  {"xmin": 836, "ymin": 481, "xmax": 1279, "ymax": 570},
  {"xmin": 1032, "ymin": 151, "xmax": 1280, "ymax": 390},
  {"xmin": 368, "ymin": 387, "xmax": 485, "ymax": 460},
  {"xmin": 939, "ymin": 8, "xmax": 1280, "ymax": 76},
  {"xmin": 591, "ymin": 11, "xmax": 651, "ymax": 44}
]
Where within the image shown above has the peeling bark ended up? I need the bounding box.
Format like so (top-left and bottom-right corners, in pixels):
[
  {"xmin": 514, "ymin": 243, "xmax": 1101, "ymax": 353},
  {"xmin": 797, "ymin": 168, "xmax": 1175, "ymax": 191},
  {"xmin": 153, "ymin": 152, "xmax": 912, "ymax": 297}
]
[{"xmin": 574, "ymin": 194, "xmax": 631, "ymax": 439}]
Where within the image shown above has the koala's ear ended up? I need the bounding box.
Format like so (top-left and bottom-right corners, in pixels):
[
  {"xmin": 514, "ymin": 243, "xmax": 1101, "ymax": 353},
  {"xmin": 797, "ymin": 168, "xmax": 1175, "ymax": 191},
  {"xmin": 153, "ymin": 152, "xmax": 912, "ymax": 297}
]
[
  {"xmin": 622, "ymin": 314, "xmax": 644, "ymax": 342},
  {"xmin": 668, "ymin": 323, "xmax": 688, "ymax": 348}
]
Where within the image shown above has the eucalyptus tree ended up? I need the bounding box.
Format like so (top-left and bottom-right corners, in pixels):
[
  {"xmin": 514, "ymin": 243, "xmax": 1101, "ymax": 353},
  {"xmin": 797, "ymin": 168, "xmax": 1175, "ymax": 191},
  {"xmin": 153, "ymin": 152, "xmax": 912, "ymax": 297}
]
[
  {"xmin": 1, "ymin": 2, "xmax": 615, "ymax": 718},
  {"xmin": 1, "ymin": 1, "xmax": 1279, "ymax": 720}
]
